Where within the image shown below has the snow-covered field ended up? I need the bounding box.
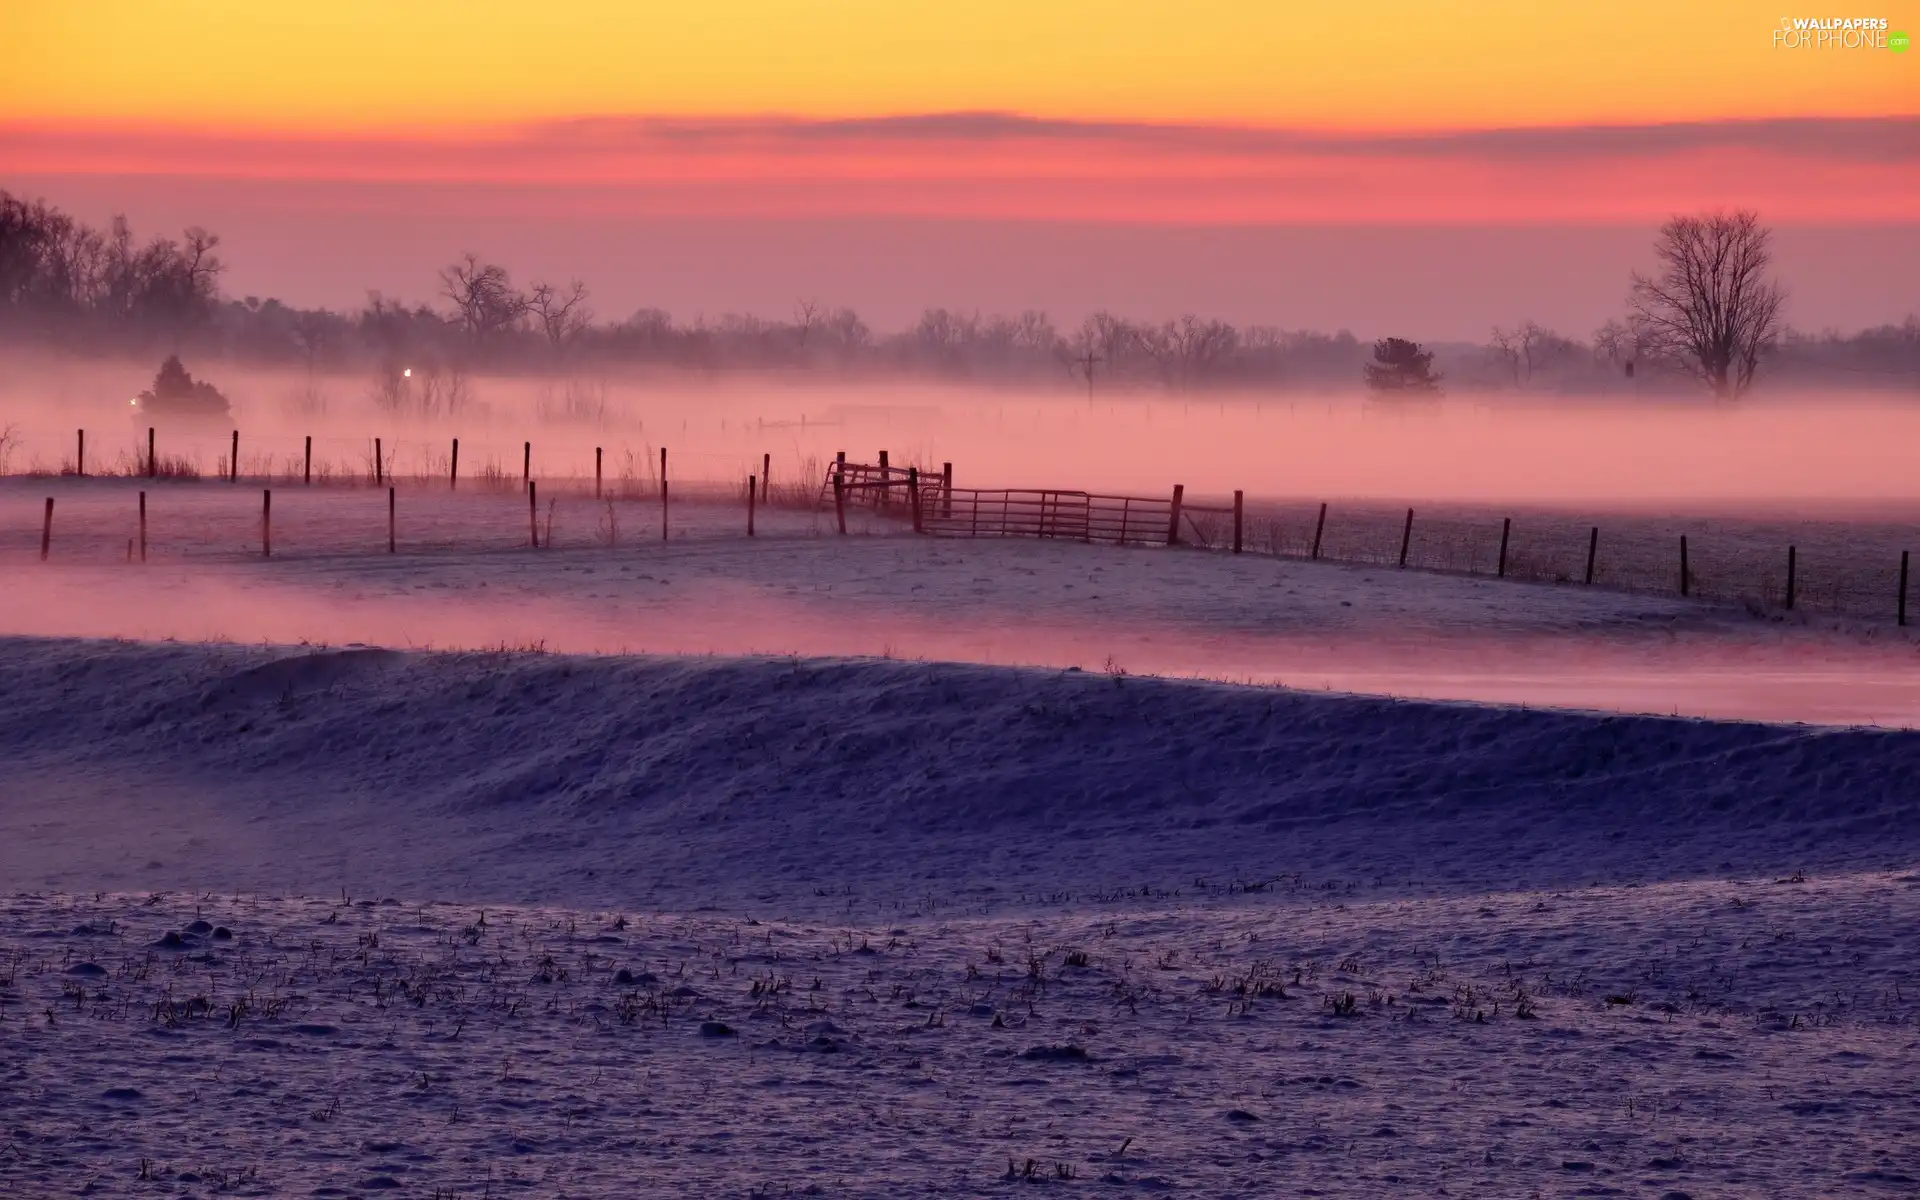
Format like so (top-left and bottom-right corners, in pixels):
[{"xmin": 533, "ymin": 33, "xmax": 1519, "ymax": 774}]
[
  {"xmin": 3, "ymin": 640, "xmax": 1919, "ymax": 1196},
  {"xmin": 3, "ymin": 476, "xmax": 1919, "ymax": 1195},
  {"xmin": 5, "ymin": 480, "xmax": 1920, "ymax": 726},
  {"xmin": 5, "ymin": 870, "xmax": 1916, "ymax": 1197}
]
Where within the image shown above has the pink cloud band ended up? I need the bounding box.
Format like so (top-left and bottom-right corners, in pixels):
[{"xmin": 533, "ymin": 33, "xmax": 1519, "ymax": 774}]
[{"xmin": 5, "ymin": 114, "xmax": 1913, "ymax": 224}]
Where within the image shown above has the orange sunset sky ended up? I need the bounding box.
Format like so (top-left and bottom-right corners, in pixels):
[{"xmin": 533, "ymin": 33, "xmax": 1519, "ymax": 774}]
[{"xmin": 2, "ymin": 1, "xmax": 1914, "ymax": 335}]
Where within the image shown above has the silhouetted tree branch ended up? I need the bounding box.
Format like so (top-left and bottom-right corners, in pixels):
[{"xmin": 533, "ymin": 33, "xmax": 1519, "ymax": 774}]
[
  {"xmin": 529, "ymin": 279, "xmax": 593, "ymax": 350},
  {"xmin": 1629, "ymin": 210, "xmax": 1786, "ymax": 399},
  {"xmin": 440, "ymin": 253, "xmax": 527, "ymax": 346}
]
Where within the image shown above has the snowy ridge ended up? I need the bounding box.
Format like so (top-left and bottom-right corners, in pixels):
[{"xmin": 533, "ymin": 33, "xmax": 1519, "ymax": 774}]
[
  {"xmin": 2, "ymin": 636, "xmax": 1914, "ymax": 909},
  {"xmin": 5, "ymin": 637, "xmax": 1920, "ymax": 1197}
]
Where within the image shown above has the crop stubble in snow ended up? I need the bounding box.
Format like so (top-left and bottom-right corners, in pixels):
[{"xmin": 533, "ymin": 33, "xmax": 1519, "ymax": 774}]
[{"xmin": 3, "ymin": 873, "xmax": 1918, "ymax": 1198}]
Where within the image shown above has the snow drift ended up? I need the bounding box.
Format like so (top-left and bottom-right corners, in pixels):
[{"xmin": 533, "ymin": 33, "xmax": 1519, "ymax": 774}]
[{"xmin": 1, "ymin": 636, "xmax": 1915, "ymax": 910}]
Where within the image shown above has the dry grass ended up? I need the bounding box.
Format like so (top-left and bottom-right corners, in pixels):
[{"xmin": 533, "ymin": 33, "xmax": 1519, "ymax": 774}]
[{"xmin": 7, "ymin": 876, "xmax": 1909, "ymax": 1195}]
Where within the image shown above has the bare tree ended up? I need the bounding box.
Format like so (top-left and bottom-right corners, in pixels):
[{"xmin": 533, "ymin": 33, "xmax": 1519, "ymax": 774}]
[
  {"xmin": 1629, "ymin": 210, "xmax": 1785, "ymax": 399},
  {"xmin": 793, "ymin": 298, "xmax": 824, "ymax": 349},
  {"xmin": 290, "ymin": 310, "xmax": 331, "ymax": 374},
  {"xmin": 1591, "ymin": 319, "xmax": 1631, "ymax": 370},
  {"xmin": 1073, "ymin": 312, "xmax": 1138, "ymax": 383},
  {"xmin": 440, "ymin": 253, "xmax": 527, "ymax": 344},
  {"xmin": 1490, "ymin": 324, "xmax": 1532, "ymax": 387},
  {"xmin": 1490, "ymin": 321, "xmax": 1568, "ymax": 388},
  {"xmin": 39, "ymin": 211, "xmax": 107, "ymax": 314},
  {"xmin": 529, "ymin": 279, "xmax": 592, "ymax": 350},
  {"xmin": 180, "ymin": 228, "xmax": 222, "ymax": 300},
  {"xmin": 1160, "ymin": 314, "xmax": 1238, "ymax": 389},
  {"xmin": 1592, "ymin": 317, "xmax": 1658, "ymax": 378},
  {"xmin": 822, "ymin": 307, "xmax": 869, "ymax": 356},
  {"xmin": 913, "ymin": 308, "xmax": 976, "ymax": 372},
  {"xmin": 0, "ymin": 194, "xmax": 40, "ymax": 308}
]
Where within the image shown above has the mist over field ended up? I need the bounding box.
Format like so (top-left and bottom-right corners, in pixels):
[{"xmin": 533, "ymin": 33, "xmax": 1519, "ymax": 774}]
[
  {"xmin": 6, "ymin": 10, "xmax": 1920, "ymax": 1192},
  {"xmin": 6, "ymin": 349, "xmax": 1920, "ymax": 508}
]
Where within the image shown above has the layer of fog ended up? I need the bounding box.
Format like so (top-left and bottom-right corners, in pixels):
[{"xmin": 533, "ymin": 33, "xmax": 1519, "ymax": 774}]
[
  {"xmin": 5, "ymin": 529, "xmax": 1918, "ymax": 727},
  {"xmin": 6, "ymin": 351, "xmax": 1920, "ymax": 509}
]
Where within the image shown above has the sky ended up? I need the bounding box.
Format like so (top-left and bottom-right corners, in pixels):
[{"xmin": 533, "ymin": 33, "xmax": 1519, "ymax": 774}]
[{"xmin": 2, "ymin": 1, "xmax": 1915, "ymax": 337}]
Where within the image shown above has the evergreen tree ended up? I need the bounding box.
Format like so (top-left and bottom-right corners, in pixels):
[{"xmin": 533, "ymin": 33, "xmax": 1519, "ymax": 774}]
[{"xmin": 1363, "ymin": 337, "xmax": 1443, "ymax": 393}]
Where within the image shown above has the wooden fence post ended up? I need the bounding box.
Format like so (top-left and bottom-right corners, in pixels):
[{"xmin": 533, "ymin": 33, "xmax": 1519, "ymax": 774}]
[
  {"xmin": 39, "ymin": 497, "xmax": 52, "ymax": 560},
  {"xmin": 138, "ymin": 491, "xmax": 147, "ymax": 561},
  {"xmin": 1399, "ymin": 508, "xmax": 1414, "ymax": 568},
  {"xmin": 389, "ymin": 486, "xmax": 397, "ymax": 554},
  {"xmin": 942, "ymin": 462, "xmax": 953, "ymax": 519},
  {"xmin": 660, "ymin": 446, "xmax": 669, "ymax": 541},
  {"xmin": 1165, "ymin": 484, "xmax": 1185, "ymax": 546},
  {"xmin": 834, "ymin": 472, "xmax": 847, "ymax": 534},
  {"xmin": 1497, "ymin": 517, "xmax": 1511, "ymax": 578},
  {"xmin": 262, "ymin": 489, "xmax": 271, "ymax": 558},
  {"xmin": 1232, "ymin": 490, "xmax": 1244, "ymax": 554},
  {"xmin": 878, "ymin": 450, "xmax": 890, "ymax": 511},
  {"xmin": 762, "ymin": 452, "xmax": 771, "ymax": 495},
  {"xmin": 1785, "ymin": 545, "xmax": 1797, "ymax": 610},
  {"xmin": 374, "ymin": 437, "xmax": 383, "ymax": 486},
  {"xmin": 1680, "ymin": 535, "xmax": 1690, "ymax": 597},
  {"xmin": 748, "ymin": 475, "xmax": 757, "ymax": 537},
  {"xmin": 304, "ymin": 435, "xmax": 312, "ymax": 485},
  {"xmin": 450, "ymin": 438, "xmax": 459, "ymax": 489},
  {"xmin": 1899, "ymin": 550, "xmax": 1910, "ymax": 627},
  {"xmin": 230, "ymin": 429, "xmax": 239, "ymax": 483},
  {"xmin": 523, "ymin": 441, "xmax": 531, "ymax": 493},
  {"xmin": 529, "ymin": 480, "xmax": 539, "ymax": 548},
  {"xmin": 1310, "ymin": 502, "xmax": 1327, "ymax": 560},
  {"xmin": 147, "ymin": 427, "xmax": 155, "ymax": 479},
  {"xmin": 909, "ymin": 467, "xmax": 923, "ymax": 534},
  {"xmin": 1585, "ymin": 526, "xmax": 1598, "ymax": 585},
  {"xmin": 595, "ymin": 447, "xmax": 603, "ymax": 499},
  {"xmin": 76, "ymin": 429, "xmax": 84, "ymax": 477}
]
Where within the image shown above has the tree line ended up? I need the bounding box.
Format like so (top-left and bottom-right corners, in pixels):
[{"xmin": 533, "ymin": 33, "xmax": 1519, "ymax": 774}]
[
  {"xmin": 0, "ymin": 192, "xmax": 222, "ymax": 339},
  {"xmin": 2, "ymin": 190, "xmax": 1914, "ymax": 397}
]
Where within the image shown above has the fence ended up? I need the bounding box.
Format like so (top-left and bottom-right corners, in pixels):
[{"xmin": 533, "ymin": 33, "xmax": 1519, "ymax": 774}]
[
  {"xmin": 924, "ymin": 489, "xmax": 1178, "ymax": 545},
  {"xmin": 0, "ymin": 423, "xmax": 831, "ymax": 505},
  {"xmin": 834, "ymin": 469, "xmax": 1916, "ymax": 627},
  {"xmin": 1, "ymin": 427, "xmax": 870, "ymax": 562},
  {"xmin": 7, "ymin": 427, "xmax": 1916, "ymax": 627},
  {"xmin": 820, "ymin": 452, "xmax": 950, "ymax": 514}
]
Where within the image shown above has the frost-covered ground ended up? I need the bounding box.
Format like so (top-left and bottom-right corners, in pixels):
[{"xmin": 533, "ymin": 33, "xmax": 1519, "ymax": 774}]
[
  {"xmin": 4, "ymin": 873, "xmax": 1917, "ymax": 1198},
  {"xmin": 2, "ymin": 641, "xmax": 1919, "ymax": 1196},
  {"xmin": 4, "ymin": 480, "xmax": 1920, "ymax": 726},
  {"xmin": 3, "ymin": 475, "xmax": 1920, "ymax": 1195}
]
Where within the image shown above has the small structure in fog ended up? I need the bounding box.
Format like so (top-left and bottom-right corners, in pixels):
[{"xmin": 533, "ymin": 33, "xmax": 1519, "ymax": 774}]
[{"xmin": 133, "ymin": 355, "xmax": 231, "ymax": 421}]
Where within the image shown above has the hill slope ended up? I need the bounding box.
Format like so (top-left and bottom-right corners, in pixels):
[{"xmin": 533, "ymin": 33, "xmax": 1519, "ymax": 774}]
[{"xmin": 2, "ymin": 637, "xmax": 1913, "ymax": 910}]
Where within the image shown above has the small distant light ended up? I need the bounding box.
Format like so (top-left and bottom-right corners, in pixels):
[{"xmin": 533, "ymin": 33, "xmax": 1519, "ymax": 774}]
[
  {"xmin": 130, "ymin": 398, "xmax": 138, "ymax": 406},
  {"xmin": 403, "ymin": 368, "xmax": 412, "ymax": 378}
]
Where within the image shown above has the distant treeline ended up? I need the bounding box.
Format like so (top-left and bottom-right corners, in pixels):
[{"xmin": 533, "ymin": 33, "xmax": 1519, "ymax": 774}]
[{"xmin": 3, "ymin": 189, "xmax": 1915, "ymax": 393}]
